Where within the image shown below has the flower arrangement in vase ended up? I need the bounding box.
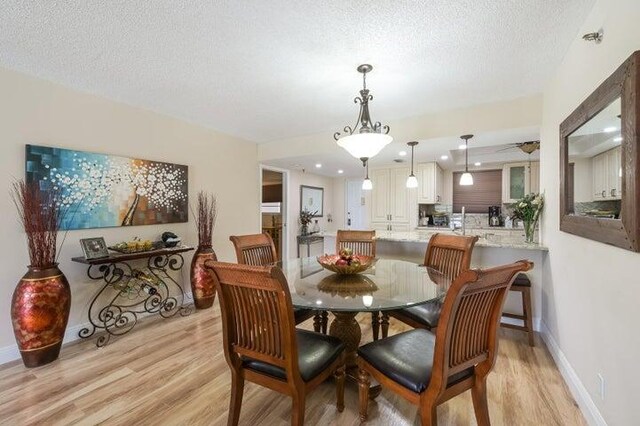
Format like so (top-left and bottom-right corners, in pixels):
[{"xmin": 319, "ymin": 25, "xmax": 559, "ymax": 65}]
[
  {"xmin": 512, "ymin": 193, "xmax": 544, "ymax": 243},
  {"xmin": 190, "ymin": 191, "xmax": 218, "ymax": 309},
  {"xmin": 299, "ymin": 209, "xmax": 317, "ymax": 236},
  {"xmin": 11, "ymin": 180, "xmax": 70, "ymax": 368}
]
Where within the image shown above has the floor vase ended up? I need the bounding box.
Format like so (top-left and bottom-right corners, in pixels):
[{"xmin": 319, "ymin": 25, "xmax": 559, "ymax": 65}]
[
  {"xmin": 190, "ymin": 245, "xmax": 217, "ymax": 309},
  {"xmin": 11, "ymin": 264, "xmax": 71, "ymax": 368}
]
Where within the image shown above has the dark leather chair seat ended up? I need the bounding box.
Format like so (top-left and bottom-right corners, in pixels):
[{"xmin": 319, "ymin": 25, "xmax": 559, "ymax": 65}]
[
  {"xmin": 358, "ymin": 329, "xmax": 472, "ymax": 393},
  {"xmin": 243, "ymin": 330, "xmax": 345, "ymax": 382},
  {"xmin": 513, "ymin": 273, "xmax": 531, "ymax": 287},
  {"xmin": 396, "ymin": 299, "xmax": 443, "ymax": 329},
  {"xmin": 293, "ymin": 307, "xmax": 314, "ymax": 323}
]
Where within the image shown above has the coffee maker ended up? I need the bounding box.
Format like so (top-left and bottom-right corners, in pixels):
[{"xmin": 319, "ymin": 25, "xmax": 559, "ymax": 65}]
[{"xmin": 488, "ymin": 206, "xmax": 501, "ymax": 227}]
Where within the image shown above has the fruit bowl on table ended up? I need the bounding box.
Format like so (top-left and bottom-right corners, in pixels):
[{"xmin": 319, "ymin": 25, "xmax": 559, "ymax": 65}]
[{"xmin": 317, "ymin": 253, "xmax": 375, "ymax": 275}]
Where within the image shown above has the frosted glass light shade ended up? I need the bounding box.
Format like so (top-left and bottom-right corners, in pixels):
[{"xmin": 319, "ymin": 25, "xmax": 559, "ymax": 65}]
[
  {"xmin": 459, "ymin": 172, "xmax": 474, "ymax": 186},
  {"xmin": 362, "ymin": 178, "xmax": 373, "ymax": 190},
  {"xmin": 362, "ymin": 295, "xmax": 373, "ymax": 307},
  {"xmin": 337, "ymin": 133, "xmax": 393, "ymax": 159},
  {"xmin": 406, "ymin": 174, "xmax": 418, "ymax": 188}
]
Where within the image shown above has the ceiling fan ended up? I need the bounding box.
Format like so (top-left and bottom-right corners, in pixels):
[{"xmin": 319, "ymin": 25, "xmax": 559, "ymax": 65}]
[{"xmin": 496, "ymin": 140, "xmax": 540, "ymax": 154}]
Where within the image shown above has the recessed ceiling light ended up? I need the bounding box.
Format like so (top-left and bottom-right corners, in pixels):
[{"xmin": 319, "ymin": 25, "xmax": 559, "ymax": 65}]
[
  {"xmin": 603, "ymin": 126, "xmax": 617, "ymax": 133},
  {"xmin": 440, "ymin": 155, "xmax": 449, "ymax": 160},
  {"xmin": 458, "ymin": 144, "xmax": 467, "ymax": 150},
  {"xmin": 614, "ymin": 136, "xmax": 623, "ymax": 142},
  {"xmin": 338, "ymin": 169, "xmax": 344, "ymax": 174},
  {"xmin": 315, "ymin": 163, "xmax": 322, "ymax": 168},
  {"xmin": 474, "ymin": 162, "xmax": 482, "ymax": 166},
  {"xmin": 398, "ymin": 151, "xmax": 407, "ymax": 156}
]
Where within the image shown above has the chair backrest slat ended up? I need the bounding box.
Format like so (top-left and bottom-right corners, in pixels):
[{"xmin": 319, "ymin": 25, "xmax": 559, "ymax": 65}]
[
  {"xmin": 424, "ymin": 233, "xmax": 478, "ymax": 282},
  {"xmin": 230, "ymin": 233, "xmax": 278, "ymax": 266},
  {"xmin": 206, "ymin": 261, "xmax": 299, "ymax": 373},
  {"xmin": 428, "ymin": 260, "xmax": 533, "ymax": 390},
  {"xmin": 336, "ymin": 230, "xmax": 376, "ymax": 256}
]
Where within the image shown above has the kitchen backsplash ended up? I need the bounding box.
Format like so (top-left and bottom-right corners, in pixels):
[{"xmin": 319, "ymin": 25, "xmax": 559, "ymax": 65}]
[
  {"xmin": 419, "ymin": 204, "xmax": 533, "ymax": 229},
  {"xmin": 573, "ymin": 200, "xmax": 620, "ymax": 217}
]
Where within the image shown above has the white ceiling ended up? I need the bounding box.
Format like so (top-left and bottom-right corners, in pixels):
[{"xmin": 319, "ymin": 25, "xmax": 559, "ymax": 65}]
[{"xmin": 0, "ymin": 1, "xmax": 593, "ymax": 143}]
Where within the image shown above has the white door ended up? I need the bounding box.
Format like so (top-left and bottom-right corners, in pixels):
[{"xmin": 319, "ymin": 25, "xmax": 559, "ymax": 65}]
[{"xmin": 346, "ymin": 179, "xmax": 366, "ymax": 229}]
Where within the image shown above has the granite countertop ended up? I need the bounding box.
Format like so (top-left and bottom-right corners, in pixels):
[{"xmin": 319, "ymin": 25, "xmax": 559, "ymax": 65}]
[{"xmin": 321, "ymin": 230, "xmax": 548, "ymax": 251}]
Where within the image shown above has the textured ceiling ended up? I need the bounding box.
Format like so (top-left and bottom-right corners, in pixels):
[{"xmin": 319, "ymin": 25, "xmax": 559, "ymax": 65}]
[{"xmin": 0, "ymin": 0, "xmax": 594, "ymax": 143}]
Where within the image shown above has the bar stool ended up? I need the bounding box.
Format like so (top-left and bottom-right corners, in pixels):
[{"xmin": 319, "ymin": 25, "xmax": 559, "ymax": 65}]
[{"xmin": 501, "ymin": 273, "xmax": 534, "ymax": 346}]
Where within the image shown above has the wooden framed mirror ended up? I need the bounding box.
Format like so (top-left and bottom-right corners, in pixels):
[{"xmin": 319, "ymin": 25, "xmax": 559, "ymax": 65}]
[{"xmin": 560, "ymin": 50, "xmax": 639, "ymax": 251}]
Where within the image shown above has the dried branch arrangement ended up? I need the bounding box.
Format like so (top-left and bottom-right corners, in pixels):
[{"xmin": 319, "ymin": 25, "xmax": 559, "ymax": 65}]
[
  {"xmin": 193, "ymin": 191, "xmax": 217, "ymax": 246},
  {"xmin": 11, "ymin": 180, "xmax": 62, "ymax": 268}
]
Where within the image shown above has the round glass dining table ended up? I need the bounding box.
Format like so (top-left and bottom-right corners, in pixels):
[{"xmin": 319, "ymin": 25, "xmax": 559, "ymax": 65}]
[{"xmin": 279, "ymin": 256, "xmax": 451, "ymax": 394}]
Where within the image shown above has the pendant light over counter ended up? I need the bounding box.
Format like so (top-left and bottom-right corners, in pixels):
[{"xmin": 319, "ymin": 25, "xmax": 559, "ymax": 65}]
[
  {"xmin": 334, "ymin": 64, "xmax": 392, "ymax": 160},
  {"xmin": 361, "ymin": 157, "xmax": 372, "ymax": 190},
  {"xmin": 406, "ymin": 141, "xmax": 419, "ymax": 188},
  {"xmin": 459, "ymin": 134, "xmax": 474, "ymax": 186}
]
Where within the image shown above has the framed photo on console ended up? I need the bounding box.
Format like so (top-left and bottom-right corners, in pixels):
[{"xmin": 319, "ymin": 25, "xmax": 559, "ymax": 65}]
[{"xmin": 80, "ymin": 237, "xmax": 110, "ymax": 260}]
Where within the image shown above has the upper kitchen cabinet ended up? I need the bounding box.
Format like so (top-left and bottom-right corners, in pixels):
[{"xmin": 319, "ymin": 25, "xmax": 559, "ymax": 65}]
[
  {"xmin": 502, "ymin": 161, "xmax": 539, "ymax": 203},
  {"xmin": 417, "ymin": 162, "xmax": 444, "ymax": 204},
  {"xmin": 591, "ymin": 146, "xmax": 622, "ymax": 200},
  {"xmin": 370, "ymin": 167, "xmax": 411, "ymax": 229}
]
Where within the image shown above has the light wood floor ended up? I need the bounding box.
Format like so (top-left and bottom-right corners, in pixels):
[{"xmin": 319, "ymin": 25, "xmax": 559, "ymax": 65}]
[{"xmin": 0, "ymin": 305, "xmax": 585, "ymax": 425}]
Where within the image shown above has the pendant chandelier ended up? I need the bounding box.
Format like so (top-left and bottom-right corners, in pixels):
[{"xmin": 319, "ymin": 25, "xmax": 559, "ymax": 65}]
[
  {"xmin": 334, "ymin": 64, "xmax": 392, "ymax": 160},
  {"xmin": 459, "ymin": 134, "xmax": 474, "ymax": 186},
  {"xmin": 406, "ymin": 141, "xmax": 419, "ymax": 188}
]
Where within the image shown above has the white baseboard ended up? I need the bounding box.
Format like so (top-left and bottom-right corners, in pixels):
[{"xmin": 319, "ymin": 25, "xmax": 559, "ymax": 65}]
[
  {"xmin": 0, "ymin": 292, "xmax": 195, "ymax": 366},
  {"xmin": 539, "ymin": 321, "xmax": 607, "ymax": 426},
  {"xmin": 501, "ymin": 315, "xmax": 542, "ymax": 332}
]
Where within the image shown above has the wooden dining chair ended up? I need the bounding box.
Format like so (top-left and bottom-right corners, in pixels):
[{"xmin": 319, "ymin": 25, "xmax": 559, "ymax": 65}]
[
  {"xmin": 336, "ymin": 230, "xmax": 376, "ymax": 256},
  {"xmin": 229, "ymin": 232, "xmax": 326, "ymax": 332},
  {"xmin": 206, "ymin": 261, "xmax": 346, "ymax": 426},
  {"xmin": 357, "ymin": 260, "xmax": 533, "ymax": 425},
  {"xmin": 376, "ymin": 233, "xmax": 478, "ymax": 340},
  {"xmin": 336, "ymin": 230, "xmax": 381, "ymax": 339}
]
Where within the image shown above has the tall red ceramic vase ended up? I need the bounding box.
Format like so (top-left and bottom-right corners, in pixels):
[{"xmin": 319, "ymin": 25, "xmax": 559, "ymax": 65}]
[
  {"xmin": 190, "ymin": 245, "xmax": 217, "ymax": 309},
  {"xmin": 11, "ymin": 264, "xmax": 71, "ymax": 368}
]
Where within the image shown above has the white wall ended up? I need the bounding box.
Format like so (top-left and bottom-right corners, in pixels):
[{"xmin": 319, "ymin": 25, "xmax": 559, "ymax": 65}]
[
  {"xmin": 0, "ymin": 67, "xmax": 259, "ymax": 356},
  {"xmin": 540, "ymin": 1, "xmax": 640, "ymax": 424},
  {"xmin": 287, "ymin": 170, "xmax": 336, "ymax": 257}
]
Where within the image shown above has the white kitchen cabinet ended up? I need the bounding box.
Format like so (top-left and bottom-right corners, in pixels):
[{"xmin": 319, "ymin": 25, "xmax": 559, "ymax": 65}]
[
  {"xmin": 369, "ymin": 167, "xmax": 411, "ymax": 230},
  {"xmin": 607, "ymin": 146, "xmax": 622, "ymax": 200},
  {"xmin": 591, "ymin": 153, "xmax": 607, "ymax": 200},
  {"xmin": 592, "ymin": 147, "xmax": 622, "ymax": 201},
  {"xmin": 502, "ymin": 162, "xmax": 539, "ymax": 203},
  {"xmin": 529, "ymin": 162, "xmax": 540, "ymax": 195},
  {"xmin": 370, "ymin": 168, "xmax": 391, "ymax": 222},
  {"xmin": 417, "ymin": 162, "xmax": 443, "ymax": 204}
]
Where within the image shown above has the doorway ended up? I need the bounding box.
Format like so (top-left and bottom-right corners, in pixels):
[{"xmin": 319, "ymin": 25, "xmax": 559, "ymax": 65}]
[
  {"xmin": 261, "ymin": 167, "xmax": 287, "ymax": 260},
  {"xmin": 345, "ymin": 179, "xmax": 365, "ymax": 230}
]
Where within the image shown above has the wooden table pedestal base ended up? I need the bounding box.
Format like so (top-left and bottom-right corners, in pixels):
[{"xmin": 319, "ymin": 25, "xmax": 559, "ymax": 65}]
[{"xmin": 329, "ymin": 311, "xmax": 382, "ymax": 399}]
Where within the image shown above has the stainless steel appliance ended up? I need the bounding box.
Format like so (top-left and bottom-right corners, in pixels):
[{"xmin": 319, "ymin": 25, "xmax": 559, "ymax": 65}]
[
  {"xmin": 488, "ymin": 206, "xmax": 501, "ymax": 227},
  {"xmin": 433, "ymin": 213, "xmax": 448, "ymax": 227}
]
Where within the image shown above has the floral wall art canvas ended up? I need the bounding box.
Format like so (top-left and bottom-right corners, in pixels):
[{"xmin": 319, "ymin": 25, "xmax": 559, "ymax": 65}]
[{"xmin": 25, "ymin": 145, "xmax": 188, "ymax": 230}]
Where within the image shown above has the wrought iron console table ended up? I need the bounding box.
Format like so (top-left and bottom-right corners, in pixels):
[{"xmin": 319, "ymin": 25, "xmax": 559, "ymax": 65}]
[{"xmin": 72, "ymin": 245, "xmax": 194, "ymax": 347}]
